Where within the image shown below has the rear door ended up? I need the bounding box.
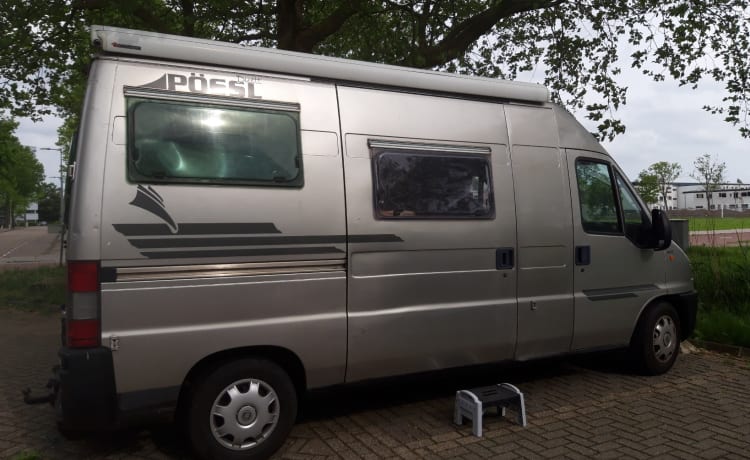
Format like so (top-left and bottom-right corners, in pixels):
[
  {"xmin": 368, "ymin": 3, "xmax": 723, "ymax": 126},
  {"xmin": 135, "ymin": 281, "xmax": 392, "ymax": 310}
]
[{"xmin": 567, "ymin": 150, "xmax": 664, "ymax": 350}]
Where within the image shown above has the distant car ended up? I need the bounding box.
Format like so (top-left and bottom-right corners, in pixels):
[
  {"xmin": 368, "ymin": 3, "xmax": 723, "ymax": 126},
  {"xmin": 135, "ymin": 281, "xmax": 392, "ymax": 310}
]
[{"xmin": 39, "ymin": 221, "xmax": 47, "ymax": 226}]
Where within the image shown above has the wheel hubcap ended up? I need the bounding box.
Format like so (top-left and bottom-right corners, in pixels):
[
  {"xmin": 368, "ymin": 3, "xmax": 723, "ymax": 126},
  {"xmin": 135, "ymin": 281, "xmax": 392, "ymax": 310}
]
[
  {"xmin": 237, "ymin": 405, "xmax": 257, "ymax": 425},
  {"xmin": 652, "ymin": 315, "xmax": 677, "ymax": 363},
  {"xmin": 210, "ymin": 378, "xmax": 279, "ymax": 451}
]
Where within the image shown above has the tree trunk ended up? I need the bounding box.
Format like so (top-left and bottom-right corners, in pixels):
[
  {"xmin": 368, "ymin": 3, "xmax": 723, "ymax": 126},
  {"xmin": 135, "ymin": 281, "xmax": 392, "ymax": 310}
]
[{"xmin": 6, "ymin": 197, "xmax": 13, "ymax": 229}]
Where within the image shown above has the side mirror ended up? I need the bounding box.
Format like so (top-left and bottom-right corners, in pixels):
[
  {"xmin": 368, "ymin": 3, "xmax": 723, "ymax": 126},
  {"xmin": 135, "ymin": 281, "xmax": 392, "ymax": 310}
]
[{"xmin": 651, "ymin": 209, "xmax": 672, "ymax": 251}]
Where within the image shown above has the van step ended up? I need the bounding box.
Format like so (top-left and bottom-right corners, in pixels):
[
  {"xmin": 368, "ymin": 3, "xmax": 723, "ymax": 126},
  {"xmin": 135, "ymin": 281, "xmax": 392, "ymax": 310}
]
[{"xmin": 454, "ymin": 383, "xmax": 527, "ymax": 437}]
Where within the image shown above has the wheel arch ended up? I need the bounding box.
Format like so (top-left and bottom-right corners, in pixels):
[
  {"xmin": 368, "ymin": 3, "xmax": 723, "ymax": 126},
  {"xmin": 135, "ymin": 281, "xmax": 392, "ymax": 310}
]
[
  {"xmin": 631, "ymin": 294, "xmax": 693, "ymax": 344},
  {"xmin": 177, "ymin": 345, "xmax": 307, "ymax": 415}
]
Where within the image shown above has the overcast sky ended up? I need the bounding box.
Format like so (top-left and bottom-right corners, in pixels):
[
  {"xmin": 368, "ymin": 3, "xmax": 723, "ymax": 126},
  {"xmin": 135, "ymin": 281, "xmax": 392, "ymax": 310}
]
[{"xmin": 16, "ymin": 60, "xmax": 749, "ymax": 185}]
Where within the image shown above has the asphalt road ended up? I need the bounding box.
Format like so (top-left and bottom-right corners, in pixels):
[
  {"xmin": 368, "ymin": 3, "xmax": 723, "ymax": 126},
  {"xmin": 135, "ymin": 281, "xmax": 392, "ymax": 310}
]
[{"xmin": 0, "ymin": 226, "xmax": 61, "ymax": 269}]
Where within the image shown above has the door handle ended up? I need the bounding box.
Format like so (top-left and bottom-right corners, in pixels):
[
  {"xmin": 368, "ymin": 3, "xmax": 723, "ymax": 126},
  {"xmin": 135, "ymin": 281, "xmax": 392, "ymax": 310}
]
[
  {"xmin": 496, "ymin": 247, "xmax": 514, "ymax": 269},
  {"xmin": 575, "ymin": 245, "xmax": 591, "ymax": 266}
]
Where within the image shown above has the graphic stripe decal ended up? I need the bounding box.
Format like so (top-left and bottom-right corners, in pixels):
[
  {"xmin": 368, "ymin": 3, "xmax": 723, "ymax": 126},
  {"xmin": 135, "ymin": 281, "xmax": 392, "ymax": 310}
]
[
  {"xmin": 141, "ymin": 246, "xmax": 345, "ymax": 259},
  {"xmin": 114, "ymin": 223, "xmax": 282, "ymax": 236},
  {"xmin": 130, "ymin": 235, "xmax": 347, "ymax": 248},
  {"xmin": 114, "ymin": 215, "xmax": 402, "ymax": 259},
  {"xmin": 127, "ymin": 234, "xmax": 403, "ymax": 248},
  {"xmin": 348, "ymin": 234, "xmax": 404, "ymax": 243}
]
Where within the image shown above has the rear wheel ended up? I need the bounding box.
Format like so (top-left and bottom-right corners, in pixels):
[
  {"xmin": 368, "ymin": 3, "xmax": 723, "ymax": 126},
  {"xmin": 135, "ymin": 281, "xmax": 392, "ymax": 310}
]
[
  {"xmin": 630, "ymin": 301, "xmax": 681, "ymax": 375},
  {"xmin": 187, "ymin": 358, "xmax": 297, "ymax": 460}
]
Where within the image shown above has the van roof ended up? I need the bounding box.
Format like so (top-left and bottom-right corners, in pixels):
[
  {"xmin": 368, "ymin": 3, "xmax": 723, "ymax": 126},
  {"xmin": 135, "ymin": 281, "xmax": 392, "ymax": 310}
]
[{"xmin": 91, "ymin": 25, "xmax": 549, "ymax": 103}]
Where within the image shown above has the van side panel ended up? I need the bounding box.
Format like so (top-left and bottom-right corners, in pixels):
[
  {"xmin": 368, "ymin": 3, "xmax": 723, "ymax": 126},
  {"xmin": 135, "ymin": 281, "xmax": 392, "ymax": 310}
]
[
  {"xmin": 67, "ymin": 60, "xmax": 118, "ymax": 261},
  {"xmin": 506, "ymin": 105, "xmax": 574, "ymax": 360},
  {"xmin": 338, "ymin": 87, "xmax": 518, "ymax": 382},
  {"xmin": 98, "ymin": 60, "xmax": 347, "ymax": 395}
]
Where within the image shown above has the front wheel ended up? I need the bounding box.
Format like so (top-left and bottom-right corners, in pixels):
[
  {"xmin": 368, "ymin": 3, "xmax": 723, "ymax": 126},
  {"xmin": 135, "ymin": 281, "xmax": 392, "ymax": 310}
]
[
  {"xmin": 187, "ymin": 358, "xmax": 297, "ymax": 460},
  {"xmin": 630, "ymin": 301, "xmax": 681, "ymax": 375}
]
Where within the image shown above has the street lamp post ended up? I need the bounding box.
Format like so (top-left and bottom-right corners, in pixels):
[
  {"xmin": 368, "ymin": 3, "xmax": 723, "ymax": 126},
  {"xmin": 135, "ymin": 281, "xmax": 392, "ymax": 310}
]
[{"xmin": 39, "ymin": 147, "xmax": 65, "ymax": 266}]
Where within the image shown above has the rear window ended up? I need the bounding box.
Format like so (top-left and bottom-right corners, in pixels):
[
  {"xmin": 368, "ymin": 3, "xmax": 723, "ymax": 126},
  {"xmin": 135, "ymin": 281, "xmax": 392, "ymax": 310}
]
[{"xmin": 127, "ymin": 97, "xmax": 302, "ymax": 187}]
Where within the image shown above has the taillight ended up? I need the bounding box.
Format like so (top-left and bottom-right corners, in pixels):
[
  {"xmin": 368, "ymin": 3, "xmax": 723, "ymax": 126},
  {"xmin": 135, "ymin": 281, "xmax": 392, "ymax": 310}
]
[
  {"xmin": 67, "ymin": 319, "xmax": 100, "ymax": 347},
  {"xmin": 68, "ymin": 261, "xmax": 99, "ymax": 292},
  {"xmin": 67, "ymin": 261, "xmax": 101, "ymax": 348}
]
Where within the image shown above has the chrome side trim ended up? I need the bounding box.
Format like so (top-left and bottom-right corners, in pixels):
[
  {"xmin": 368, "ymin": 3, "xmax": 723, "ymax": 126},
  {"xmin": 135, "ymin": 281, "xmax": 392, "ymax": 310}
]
[
  {"xmin": 583, "ymin": 284, "xmax": 659, "ymax": 302},
  {"xmin": 105, "ymin": 311, "xmax": 347, "ymax": 338},
  {"xmin": 114, "ymin": 259, "xmax": 346, "ymax": 281},
  {"xmin": 123, "ymin": 87, "xmax": 301, "ymax": 112},
  {"xmin": 367, "ymin": 139, "xmax": 492, "ymax": 155}
]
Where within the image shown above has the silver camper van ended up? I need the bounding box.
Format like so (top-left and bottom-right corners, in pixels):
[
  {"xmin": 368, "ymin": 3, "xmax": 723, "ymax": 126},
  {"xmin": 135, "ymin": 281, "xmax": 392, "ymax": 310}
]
[{"xmin": 52, "ymin": 25, "xmax": 696, "ymax": 460}]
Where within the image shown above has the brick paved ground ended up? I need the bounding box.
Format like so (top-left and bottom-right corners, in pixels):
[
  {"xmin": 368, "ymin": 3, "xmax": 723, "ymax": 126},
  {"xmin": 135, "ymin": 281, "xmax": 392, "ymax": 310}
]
[{"xmin": 1, "ymin": 308, "xmax": 749, "ymax": 460}]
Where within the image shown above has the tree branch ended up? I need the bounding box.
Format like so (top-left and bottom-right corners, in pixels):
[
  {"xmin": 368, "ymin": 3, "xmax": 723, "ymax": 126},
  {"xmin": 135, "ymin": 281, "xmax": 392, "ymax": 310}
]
[
  {"xmin": 73, "ymin": 0, "xmax": 179, "ymax": 34},
  {"xmin": 401, "ymin": 0, "xmax": 565, "ymax": 67},
  {"xmin": 278, "ymin": 0, "xmax": 364, "ymax": 52},
  {"xmin": 180, "ymin": 0, "xmax": 195, "ymax": 36}
]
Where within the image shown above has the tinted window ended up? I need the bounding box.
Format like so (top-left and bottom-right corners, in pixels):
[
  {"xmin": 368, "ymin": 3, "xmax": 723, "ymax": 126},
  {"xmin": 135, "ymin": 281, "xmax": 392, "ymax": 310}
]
[
  {"xmin": 127, "ymin": 98, "xmax": 302, "ymax": 186},
  {"xmin": 373, "ymin": 151, "xmax": 493, "ymax": 219},
  {"xmin": 575, "ymin": 160, "xmax": 621, "ymax": 234},
  {"xmin": 616, "ymin": 172, "xmax": 651, "ymax": 244}
]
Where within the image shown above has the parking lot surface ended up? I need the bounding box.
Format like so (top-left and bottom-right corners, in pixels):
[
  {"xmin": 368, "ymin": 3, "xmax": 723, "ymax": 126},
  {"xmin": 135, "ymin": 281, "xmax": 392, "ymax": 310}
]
[
  {"xmin": 1, "ymin": 308, "xmax": 748, "ymax": 459},
  {"xmin": 0, "ymin": 227, "xmax": 61, "ymax": 270}
]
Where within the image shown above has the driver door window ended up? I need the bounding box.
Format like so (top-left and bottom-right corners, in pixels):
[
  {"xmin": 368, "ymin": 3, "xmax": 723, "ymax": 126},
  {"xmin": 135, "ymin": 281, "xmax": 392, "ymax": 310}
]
[
  {"xmin": 575, "ymin": 159, "xmax": 651, "ymax": 248},
  {"xmin": 616, "ymin": 173, "xmax": 651, "ymax": 246},
  {"xmin": 575, "ymin": 160, "xmax": 621, "ymax": 234}
]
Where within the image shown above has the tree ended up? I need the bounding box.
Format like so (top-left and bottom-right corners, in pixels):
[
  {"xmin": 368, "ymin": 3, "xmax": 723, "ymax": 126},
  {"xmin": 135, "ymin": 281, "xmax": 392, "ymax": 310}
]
[
  {"xmin": 691, "ymin": 153, "xmax": 726, "ymax": 210},
  {"xmin": 1, "ymin": 1, "xmax": 749, "ymax": 144},
  {"xmin": 635, "ymin": 171, "xmax": 660, "ymax": 207},
  {"xmin": 647, "ymin": 162, "xmax": 682, "ymax": 211},
  {"xmin": 0, "ymin": 118, "xmax": 45, "ymax": 228},
  {"xmin": 37, "ymin": 182, "xmax": 61, "ymax": 222}
]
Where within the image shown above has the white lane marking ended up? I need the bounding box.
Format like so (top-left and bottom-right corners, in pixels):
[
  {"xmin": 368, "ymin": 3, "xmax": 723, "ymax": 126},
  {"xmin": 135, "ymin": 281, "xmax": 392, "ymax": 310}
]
[{"xmin": 1, "ymin": 241, "xmax": 28, "ymax": 259}]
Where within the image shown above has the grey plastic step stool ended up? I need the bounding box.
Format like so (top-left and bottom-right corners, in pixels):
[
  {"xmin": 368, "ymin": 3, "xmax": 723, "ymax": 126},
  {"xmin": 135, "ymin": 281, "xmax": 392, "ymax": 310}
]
[{"xmin": 454, "ymin": 383, "xmax": 527, "ymax": 437}]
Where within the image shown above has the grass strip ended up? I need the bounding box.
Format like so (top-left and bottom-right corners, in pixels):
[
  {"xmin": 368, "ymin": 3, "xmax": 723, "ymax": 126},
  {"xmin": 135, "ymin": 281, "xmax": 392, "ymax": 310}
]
[
  {"xmin": 688, "ymin": 216, "xmax": 750, "ymax": 232},
  {"xmin": 0, "ymin": 266, "xmax": 65, "ymax": 314}
]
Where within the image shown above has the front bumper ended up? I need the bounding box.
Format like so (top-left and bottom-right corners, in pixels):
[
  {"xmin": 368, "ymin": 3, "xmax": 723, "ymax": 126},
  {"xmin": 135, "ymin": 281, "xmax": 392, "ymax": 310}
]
[{"xmin": 677, "ymin": 290, "xmax": 698, "ymax": 340}]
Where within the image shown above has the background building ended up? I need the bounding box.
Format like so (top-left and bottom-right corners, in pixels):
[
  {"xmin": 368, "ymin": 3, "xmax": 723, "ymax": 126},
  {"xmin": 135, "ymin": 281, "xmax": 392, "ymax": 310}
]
[{"xmin": 648, "ymin": 183, "xmax": 750, "ymax": 211}]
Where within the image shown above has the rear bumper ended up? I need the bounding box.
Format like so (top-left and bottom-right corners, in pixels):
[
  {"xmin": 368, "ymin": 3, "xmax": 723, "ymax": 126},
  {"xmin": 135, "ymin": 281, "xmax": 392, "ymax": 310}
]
[
  {"xmin": 677, "ymin": 290, "xmax": 698, "ymax": 340},
  {"xmin": 55, "ymin": 346, "xmax": 178, "ymax": 431},
  {"xmin": 56, "ymin": 346, "xmax": 117, "ymax": 430}
]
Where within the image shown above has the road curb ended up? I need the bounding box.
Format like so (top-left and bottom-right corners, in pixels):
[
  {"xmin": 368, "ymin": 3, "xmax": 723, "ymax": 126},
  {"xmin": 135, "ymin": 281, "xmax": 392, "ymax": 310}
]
[{"xmin": 692, "ymin": 339, "xmax": 748, "ymax": 359}]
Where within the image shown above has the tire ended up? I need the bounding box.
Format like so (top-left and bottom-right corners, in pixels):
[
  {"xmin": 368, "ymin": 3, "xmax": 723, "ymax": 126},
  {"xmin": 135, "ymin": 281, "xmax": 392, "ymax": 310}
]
[
  {"xmin": 630, "ymin": 301, "xmax": 681, "ymax": 375},
  {"xmin": 187, "ymin": 358, "xmax": 297, "ymax": 460}
]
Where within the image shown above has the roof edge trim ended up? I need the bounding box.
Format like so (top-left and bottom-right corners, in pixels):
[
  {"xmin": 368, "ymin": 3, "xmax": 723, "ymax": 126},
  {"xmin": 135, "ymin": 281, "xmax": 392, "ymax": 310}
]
[{"xmin": 91, "ymin": 25, "xmax": 550, "ymax": 103}]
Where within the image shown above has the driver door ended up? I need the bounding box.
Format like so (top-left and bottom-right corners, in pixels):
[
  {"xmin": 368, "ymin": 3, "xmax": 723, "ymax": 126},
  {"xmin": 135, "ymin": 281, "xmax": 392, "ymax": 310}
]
[{"xmin": 567, "ymin": 150, "xmax": 665, "ymax": 351}]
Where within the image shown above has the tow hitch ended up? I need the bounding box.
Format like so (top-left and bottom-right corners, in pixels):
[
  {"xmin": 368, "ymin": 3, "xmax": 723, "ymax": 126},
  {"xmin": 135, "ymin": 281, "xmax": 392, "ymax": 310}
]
[{"xmin": 23, "ymin": 366, "xmax": 59, "ymax": 405}]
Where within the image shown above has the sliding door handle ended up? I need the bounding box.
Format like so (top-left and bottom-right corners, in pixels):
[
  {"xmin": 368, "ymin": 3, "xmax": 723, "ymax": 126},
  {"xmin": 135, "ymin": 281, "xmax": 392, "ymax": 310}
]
[
  {"xmin": 575, "ymin": 245, "xmax": 591, "ymax": 266},
  {"xmin": 496, "ymin": 247, "xmax": 514, "ymax": 269}
]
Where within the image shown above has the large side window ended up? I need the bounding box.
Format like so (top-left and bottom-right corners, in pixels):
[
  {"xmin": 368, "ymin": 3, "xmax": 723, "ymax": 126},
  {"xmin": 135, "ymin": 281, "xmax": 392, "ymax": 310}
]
[
  {"xmin": 127, "ymin": 97, "xmax": 302, "ymax": 187},
  {"xmin": 616, "ymin": 172, "xmax": 652, "ymax": 245},
  {"xmin": 372, "ymin": 147, "xmax": 493, "ymax": 219},
  {"xmin": 575, "ymin": 160, "xmax": 621, "ymax": 234}
]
